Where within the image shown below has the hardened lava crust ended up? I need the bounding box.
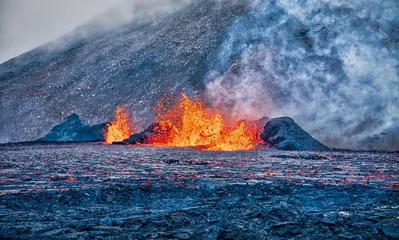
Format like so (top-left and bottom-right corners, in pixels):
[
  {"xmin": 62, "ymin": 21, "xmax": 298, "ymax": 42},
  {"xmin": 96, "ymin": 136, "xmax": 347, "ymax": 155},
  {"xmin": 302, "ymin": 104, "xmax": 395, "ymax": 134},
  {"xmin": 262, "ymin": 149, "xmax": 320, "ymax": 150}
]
[{"xmin": 0, "ymin": 143, "xmax": 398, "ymax": 239}]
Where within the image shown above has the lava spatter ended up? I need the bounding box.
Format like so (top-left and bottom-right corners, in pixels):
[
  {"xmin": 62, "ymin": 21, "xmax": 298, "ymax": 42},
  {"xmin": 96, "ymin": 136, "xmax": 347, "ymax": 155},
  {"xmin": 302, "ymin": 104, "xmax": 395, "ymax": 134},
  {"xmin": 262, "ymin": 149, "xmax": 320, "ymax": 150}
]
[
  {"xmin": 103, "ymin": 107, "xmax": 134, "ymax": 144},
  {"xmin": 150, "ymin": 93, "xmax": 255, "ymax": 151}
]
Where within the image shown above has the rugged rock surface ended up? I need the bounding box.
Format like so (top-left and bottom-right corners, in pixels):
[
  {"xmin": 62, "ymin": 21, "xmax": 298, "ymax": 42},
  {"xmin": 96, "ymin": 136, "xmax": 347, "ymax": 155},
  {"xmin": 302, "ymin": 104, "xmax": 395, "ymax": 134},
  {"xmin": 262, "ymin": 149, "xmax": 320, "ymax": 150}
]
[
  {"xmin": 123, "ymin": 132, "xmax": 148, "ymax": 145},
  {"xmin": 123, "ymin": 131, "xmax": 150, "ymax": 145},
  {"xmin": 37, "ymin": 113, "xmax": 106, "ymax": 142},
  {"xmin": 261, "ymin": 117, "xmax": 330, "ymax": 151},
  {"xmin": 0, "ymin": 143, "xmax": 398, "ymax": 239},
  {"xmin": 123, "ymin": 123, "xmax": 167, "ymax": 145}
]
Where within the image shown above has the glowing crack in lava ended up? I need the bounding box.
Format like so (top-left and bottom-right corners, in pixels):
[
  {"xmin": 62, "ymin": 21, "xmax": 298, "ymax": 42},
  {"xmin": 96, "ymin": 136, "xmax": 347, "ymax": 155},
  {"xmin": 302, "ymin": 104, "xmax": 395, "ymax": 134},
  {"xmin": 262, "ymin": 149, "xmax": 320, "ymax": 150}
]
[
  {"xmin": 103, "ymin": 107, "xmax": 134, "ymax": 144},
  {"xmin": 150, "ymin": 93, "xmax": 255, "ymax": 151}
]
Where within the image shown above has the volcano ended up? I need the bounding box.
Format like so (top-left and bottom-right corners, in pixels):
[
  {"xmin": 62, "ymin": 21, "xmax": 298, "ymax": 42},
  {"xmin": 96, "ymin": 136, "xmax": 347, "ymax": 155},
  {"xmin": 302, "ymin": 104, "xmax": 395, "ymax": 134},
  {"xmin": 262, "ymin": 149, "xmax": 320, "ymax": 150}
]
[
  {"xmin": 0, "ymin": 0, "xmax": 249, "ymax": 145},
  {"xmin": 0, "ymin": 0, "xmax": 397, "ymax": 151},
  {"xmin": 0, "ymin": 1, "xmax": 398, "ymax": 239}
]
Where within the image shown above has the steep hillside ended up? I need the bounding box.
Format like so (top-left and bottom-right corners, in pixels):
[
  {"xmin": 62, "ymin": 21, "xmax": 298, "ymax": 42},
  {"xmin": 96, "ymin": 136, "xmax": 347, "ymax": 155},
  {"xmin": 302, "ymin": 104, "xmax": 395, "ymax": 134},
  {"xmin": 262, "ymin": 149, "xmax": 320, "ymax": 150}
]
[
  {"xmin": 0, "ymin": 0, "xmax": 249, "ymax": 143},
  {"xmin": 1, "ymin": 0, "xmax": 398, "ymax": 150}
]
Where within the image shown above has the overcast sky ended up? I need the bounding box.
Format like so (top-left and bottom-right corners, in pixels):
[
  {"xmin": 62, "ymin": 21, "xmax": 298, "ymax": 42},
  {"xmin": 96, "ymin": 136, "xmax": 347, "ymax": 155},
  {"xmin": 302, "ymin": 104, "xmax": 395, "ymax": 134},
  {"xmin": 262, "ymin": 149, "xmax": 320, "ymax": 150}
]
[{"xmin": 0, "ymin": 0, "xmax": 125, "ymax": 63}]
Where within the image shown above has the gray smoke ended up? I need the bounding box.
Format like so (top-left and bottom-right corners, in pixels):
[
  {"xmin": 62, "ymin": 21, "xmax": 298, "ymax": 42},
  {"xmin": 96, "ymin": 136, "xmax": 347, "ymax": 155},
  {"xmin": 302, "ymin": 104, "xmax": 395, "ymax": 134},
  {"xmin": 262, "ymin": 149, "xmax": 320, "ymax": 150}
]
[{"xmin": 205, "ymin": 0, "xmax": 399, "ymax": 150}]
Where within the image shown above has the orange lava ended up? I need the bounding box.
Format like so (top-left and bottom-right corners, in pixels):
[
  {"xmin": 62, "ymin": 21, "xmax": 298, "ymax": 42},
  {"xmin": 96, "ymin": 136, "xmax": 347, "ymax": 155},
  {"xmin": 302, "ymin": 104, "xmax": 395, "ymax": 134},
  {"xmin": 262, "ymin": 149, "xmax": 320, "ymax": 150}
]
[
  {"xmin": 103, "ymin": 107, "xmax": 134, "ymax": 144},
  {"xmin": 150, "ymin": 93, "xmax": 255, "ymax": 151},
  {"xmin": 237, "ymin": 119, "xmax": 265, "ymax": 143}
]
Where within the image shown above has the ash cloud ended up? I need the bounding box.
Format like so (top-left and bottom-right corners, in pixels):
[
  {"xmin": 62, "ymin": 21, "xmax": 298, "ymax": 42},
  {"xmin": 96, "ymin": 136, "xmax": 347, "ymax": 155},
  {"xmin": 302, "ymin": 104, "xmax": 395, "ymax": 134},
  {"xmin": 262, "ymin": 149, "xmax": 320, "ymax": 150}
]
[
  {"xmin": 205, "ymin": 0, "xmax": 399, "ymax": 150},
  {"xmin": 205, "ymin": 45, "xmax": 276, "ymax": 120}
]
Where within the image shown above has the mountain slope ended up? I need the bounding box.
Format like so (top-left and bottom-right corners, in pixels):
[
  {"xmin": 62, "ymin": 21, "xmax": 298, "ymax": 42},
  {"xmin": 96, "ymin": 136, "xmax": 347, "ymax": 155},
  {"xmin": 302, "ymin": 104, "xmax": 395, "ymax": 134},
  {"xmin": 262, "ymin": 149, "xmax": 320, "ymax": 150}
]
[
  {"xmin": 0, "ymin": 0, "xmax": 398, "ymax": 150},
  {"xmin": 0, "ymin": 0, "xmax": 249, "ymax": 143}
]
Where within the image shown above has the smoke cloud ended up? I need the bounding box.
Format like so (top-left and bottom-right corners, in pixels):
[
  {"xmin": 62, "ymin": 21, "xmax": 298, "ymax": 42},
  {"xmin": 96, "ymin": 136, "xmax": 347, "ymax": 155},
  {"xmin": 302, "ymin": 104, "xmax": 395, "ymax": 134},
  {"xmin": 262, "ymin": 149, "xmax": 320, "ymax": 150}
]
[
  {"xmin": 0, "ymin": 0, "xmax": 397, "ymax": 151},
  {"xmin": 205, "ymin": 0, "xmax": 399, "ymax": 150}
]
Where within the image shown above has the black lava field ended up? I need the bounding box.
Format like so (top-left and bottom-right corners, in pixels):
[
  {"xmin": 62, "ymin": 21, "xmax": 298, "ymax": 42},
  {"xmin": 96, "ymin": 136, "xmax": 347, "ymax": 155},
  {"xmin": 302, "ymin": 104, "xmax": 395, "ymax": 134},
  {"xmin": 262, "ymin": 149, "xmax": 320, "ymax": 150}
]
[{"xmin": 1, "ymin": 143, "xmax": 398, "ymax": 239}]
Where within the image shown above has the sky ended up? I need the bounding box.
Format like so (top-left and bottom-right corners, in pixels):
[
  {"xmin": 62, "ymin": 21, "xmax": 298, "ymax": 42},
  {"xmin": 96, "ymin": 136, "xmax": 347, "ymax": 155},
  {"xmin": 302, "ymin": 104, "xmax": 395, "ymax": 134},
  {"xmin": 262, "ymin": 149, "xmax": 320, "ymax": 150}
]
[{"xmin": 0, "ymin": 0, "xmax": 125, "ymax": 63}]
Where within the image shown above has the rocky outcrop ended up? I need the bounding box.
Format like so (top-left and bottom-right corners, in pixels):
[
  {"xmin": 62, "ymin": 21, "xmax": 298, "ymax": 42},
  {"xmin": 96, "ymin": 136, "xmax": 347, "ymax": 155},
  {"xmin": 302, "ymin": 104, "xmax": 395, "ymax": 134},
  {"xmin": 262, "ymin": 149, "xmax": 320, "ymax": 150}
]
[
  {"xmin": 123, "ymin": 123, "xmax": 164, "ymax": 145},
  {"xmin": 37, "ymin": 114, "xmax": 107, "ymax": 142},
  {"xmin": 261, "ymin": 117, "xmax": 330, "ymax": 151}
]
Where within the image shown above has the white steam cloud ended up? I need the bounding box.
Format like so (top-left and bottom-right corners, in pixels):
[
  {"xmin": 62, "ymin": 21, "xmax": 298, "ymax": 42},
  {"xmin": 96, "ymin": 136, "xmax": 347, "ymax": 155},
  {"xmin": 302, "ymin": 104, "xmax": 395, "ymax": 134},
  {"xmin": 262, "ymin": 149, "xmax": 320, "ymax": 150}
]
[{"xmin": 205, "ymin": 0, "xmax": 399, "ymax": 150}]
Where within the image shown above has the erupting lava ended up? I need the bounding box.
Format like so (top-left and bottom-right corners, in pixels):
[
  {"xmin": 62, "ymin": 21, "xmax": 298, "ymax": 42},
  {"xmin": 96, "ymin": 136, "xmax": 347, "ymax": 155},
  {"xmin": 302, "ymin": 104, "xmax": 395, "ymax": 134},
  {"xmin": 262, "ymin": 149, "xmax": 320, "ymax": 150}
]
[
  {"xmin": 103, "ymin": 107, "xmax": 134, "ymax": 144},
  {"xmin": 150, "ymin": 93, "xmax": 255, "ymax": 151}
]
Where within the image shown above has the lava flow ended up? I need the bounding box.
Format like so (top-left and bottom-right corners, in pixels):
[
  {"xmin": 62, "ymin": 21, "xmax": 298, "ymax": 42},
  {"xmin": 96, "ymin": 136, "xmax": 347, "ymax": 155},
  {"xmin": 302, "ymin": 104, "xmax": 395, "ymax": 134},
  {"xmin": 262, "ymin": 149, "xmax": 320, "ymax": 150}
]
[
  {"xmin": 150, "ymin": 93, "xmax": 255, "ymax": 151},
  {"xmin": 103, "ymin": 107, "xmax": 134, "ymax": 144}
]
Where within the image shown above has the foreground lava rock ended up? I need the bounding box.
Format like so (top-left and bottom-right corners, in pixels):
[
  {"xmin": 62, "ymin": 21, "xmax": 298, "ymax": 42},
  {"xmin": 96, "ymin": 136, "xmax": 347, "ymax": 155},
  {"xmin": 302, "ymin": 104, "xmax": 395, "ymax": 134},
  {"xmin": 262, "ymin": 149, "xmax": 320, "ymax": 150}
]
[
  {"xmin": 37, "ymin": 114, "xmax": 107, "ymax": 142},
  {"xmin": 261, "ymin": 117, "xmax": 330, "ymax": 151},
  {"xmin": 0, "ymin": 144, "xmax": 398, "ymax": 239}
]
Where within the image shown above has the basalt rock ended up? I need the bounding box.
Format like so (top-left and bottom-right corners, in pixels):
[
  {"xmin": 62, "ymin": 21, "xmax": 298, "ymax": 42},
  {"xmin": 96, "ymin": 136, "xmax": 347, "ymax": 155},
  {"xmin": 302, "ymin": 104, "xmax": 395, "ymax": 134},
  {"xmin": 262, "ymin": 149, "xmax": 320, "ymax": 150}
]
[
  {"xmin": 37, "ymin": 113, "xmax": 107, "ymax": 142},
  {"xmin": 123, "ymin": 123, "xmax": 163, "ymax": 144},
  {"xmin": 123, "ymin": 132, "xmax": 148, "ymax": 145},
  {"xmin": 261, "ymin": 117, "xmax": 330, "ymax": 151}
]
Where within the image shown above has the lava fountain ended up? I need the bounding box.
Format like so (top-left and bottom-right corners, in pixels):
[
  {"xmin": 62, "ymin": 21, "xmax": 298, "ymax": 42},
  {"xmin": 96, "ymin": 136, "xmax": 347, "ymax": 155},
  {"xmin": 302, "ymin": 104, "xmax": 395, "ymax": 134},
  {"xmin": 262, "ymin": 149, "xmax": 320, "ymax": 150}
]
[
  {"xmin": 150, "ymin": 93, "xmax": 255, "ymax": 151},
  {"xmin": 103, "ymin": 107, "xmax": 134, "ymax": 144}
]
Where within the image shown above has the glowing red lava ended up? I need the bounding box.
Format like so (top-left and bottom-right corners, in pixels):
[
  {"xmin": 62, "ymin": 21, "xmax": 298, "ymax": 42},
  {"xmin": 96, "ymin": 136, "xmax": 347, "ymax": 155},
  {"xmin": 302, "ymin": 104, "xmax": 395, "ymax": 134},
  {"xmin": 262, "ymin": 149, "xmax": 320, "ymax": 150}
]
[
  {"xmin": 103, "ymin": 107, "xmax": 134, "ymax": 144},
  {"xmin": 150, "ymin": 93, "xmax": 256, "ymax": 151}
]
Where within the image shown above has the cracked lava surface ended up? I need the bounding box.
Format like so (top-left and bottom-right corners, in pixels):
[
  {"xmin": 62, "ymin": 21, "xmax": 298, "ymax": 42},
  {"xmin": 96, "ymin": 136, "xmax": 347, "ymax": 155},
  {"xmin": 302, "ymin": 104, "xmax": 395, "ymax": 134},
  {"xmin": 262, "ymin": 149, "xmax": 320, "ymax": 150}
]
[{"xmin": 0, "ymin": 143, "xmax": 398, "ymax": 239}]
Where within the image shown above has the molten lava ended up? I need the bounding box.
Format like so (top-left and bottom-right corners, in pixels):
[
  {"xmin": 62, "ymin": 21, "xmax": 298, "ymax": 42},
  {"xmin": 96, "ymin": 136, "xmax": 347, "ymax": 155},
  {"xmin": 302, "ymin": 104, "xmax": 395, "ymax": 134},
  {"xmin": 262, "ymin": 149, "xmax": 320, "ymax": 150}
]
[
  {"xmin": 103, "ymin": 107, "xmax": 134, "ymax": 144},
  {"xmin": 150, "ymin": 93, "xmax": 255, "ymax": 151},
  {"xmin": 237, "ymin": 119, "xmax": 265, "ymax": 143}
]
